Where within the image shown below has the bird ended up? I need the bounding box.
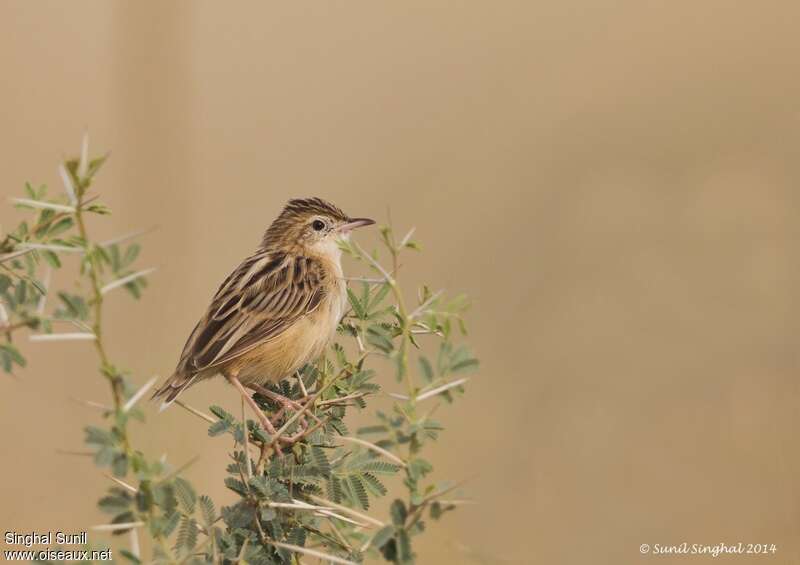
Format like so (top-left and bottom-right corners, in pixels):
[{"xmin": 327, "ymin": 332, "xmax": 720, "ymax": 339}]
[{"xmin": 152, "ymin": 197, "xmax": 374, "ymax": 432}]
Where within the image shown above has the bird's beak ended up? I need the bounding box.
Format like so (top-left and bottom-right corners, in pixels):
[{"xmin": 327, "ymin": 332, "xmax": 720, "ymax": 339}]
[{"xmin": 338, "ymin": 217, "xmax": 375, "ymax": 233}]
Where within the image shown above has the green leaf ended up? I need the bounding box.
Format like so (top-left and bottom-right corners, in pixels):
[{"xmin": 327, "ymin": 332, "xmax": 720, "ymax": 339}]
[
  {"xmin": 347, "ymin": 287, "xmax": 366, "ymax": 319},
  {"xmin": 47, "ymin": 216, "xmax": 74, "ymax": 238},
  {"xmin": 123, "ymin": 243, "xmax": 140, "ymax": 267},
  {"xmin": 0, "ymin": 343, "xmax": 26, "ymax": 368},
  {"xmin": 135, "ymin": 481, "xmax": 154, "ymax": 512},
  {"xmin": 14, "ymin": 280, "xmax": 27, "ymax": 304},
  {"xmin": 85, "ymin": 426, "xmax": 112, "ymax": 446},
  {"xmin": 418, "ymin": 356, "xmax": 434, "ymax": 383},
  {"xmin": 366, "ymin": 324, "xmax": 394, "ymax": 354},
  {"xmin": 119, "ymin": 549, "xmax": 142, "ymax": 564},
  {"xmin": 175, "ymin": 516, "xmax": 198, "ymax": 555},
  {"xmin": 152, "ymin": 482, "xmax": 178, "ymax": 515},
  {"xmin": 198, "ymin": 495, "xmax": 216, "ymax": 526},
  {"xmin": 87, "ymin": 203, "xmax": 111, "ymax": 215},
  {"xmin": 368, "ymin": 283, "xmax": 391, "ymax": 310},
  {"xmin": 287, "ymin": 526, "xmax": 306, "ymax": 548},
  {"xmin": 162, "ymin": 511, "xmax": 181, "ymax": 537},
  {"xmin": 174, "ymin": 477, "xmax": 197, "ymax": 514},
  {"xmin": 360, "ymin": 460, "xmax": 401, "ymax": 475},
  {"xmin": 93, "ymin": 447, "xmax": 114, "ymax": 467},
  {"xmin": 390, "ymin": 499, "xmax": 407, "ymax": 526},
  {"xmin": 362, "ymin": 472, "xmax": 387, "ymax": 496},
  {"xmin": 56, "ymin": 292, "xmax": 89, "ymax": 320},
  {"xmin": 209, "ymin": 405, "xmax": 232, "ymax": 420},
  {"xmin": 348, "ymin": 475, "xmax": 369, "ymax": 510},
  {"xmin": 310, "ymin": 445, "xmax": 331, "ymax": 477},
  {"xmin": 248, "ymin": 475, "xmax": 270, "ymax": 498},
  {"xmin": 98, "ymin": 493, "xmax": 131, "ymax": 515},
  {"xmin": 397, "ymin": 528, "xmax": 412, "ymax": 562},
  {"xmin": 326, "ymin": 476, "xmax": 343, "ymax": 503},
  {"xmin": 111, "ymin": 453, "xmax": 128, "ymax": 477},
  {"xmin": 371, "ymin": 525, "xmax": 396, "ymax": 550},
  {"xmin": 41, "ymin": 249, "xmax": 61, "ymax": 268},
  {"xmin": 451, "ymin": 358, "xmax": 479, "ymax": 373},
  {"xmin": 224, "ymin": 477, "xmax": 248, "ymax": 496},
  {"xmin": 357, "ymin": 425, "xmax": 388, "ymax": 435},
  {"xmin": 408, "ymin": 458, "xmax": 433, "ymax": 481},
  {"xmin": 221, "ymin": 501, "xmax": 254, "ymax": 528},
  {"xmin": 109, "ymin": 512, "xmax": 136, "ymax": 536},
  {"xmin": 430, "ymin": 501, "xmax": 456, "ymax": 520},
  {"xmin": 260, "ymin": 506, "xmax": 277, "ymax": 522},
  {"xmin": 208, "ymin": 419, "xmax": 230, "ymax": 436}
]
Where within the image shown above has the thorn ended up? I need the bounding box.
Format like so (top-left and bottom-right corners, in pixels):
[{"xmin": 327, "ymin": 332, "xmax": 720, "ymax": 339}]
[
  {"xmin": 103, "ymin": 473, "xmax": 137, "ymax": 493},
  {"xmin": 69, "ymin": 397, "xmax": 112, "ymax": 411},
  {"xmin": 338, "ymin": 436, "xmax": 406, "ymax": 467},
  {"xmin": 122, "ymin": 376, "xmax": 158, "ymax": 413},
  {"xmin": 58, "ymin": 163, "xmax": 77, "ymax": 206},
  {"xmin": 174, "ymin": 400, "xmax": 215, "ymax": 423}
]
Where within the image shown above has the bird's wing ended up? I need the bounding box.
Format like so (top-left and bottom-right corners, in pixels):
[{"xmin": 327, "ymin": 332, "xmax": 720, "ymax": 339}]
[{"xmin": 176, "ymin": 250, "xmax": 328, "ymax": 374}]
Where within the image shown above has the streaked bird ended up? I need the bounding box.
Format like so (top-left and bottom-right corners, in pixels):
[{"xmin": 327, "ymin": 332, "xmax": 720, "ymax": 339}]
[{"xmin": 153, "ymin": 197, "xmax": 374, "ymax": 431}]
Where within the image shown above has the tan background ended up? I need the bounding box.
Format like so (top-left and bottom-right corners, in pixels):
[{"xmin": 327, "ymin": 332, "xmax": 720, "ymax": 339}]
[{"xmin": 1, "ymin": 1, "xmax": 799, "ymax": 564}]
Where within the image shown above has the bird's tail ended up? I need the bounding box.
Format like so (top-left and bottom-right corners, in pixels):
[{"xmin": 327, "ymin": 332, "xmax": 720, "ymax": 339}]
[{"xmin": 152, "ymin": 372, "xmax": 197, "ymax": 412}]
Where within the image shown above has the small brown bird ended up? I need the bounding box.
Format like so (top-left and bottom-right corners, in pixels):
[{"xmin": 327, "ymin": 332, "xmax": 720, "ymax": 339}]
[{"xmin": 153, "ymin": 198, "xmax": 374, "ymax": 429}]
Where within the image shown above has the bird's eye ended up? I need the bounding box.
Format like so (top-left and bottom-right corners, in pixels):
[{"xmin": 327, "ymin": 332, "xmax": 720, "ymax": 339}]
[{"xmin": 312, "ymin": 220, "xmax": 325, "ymax": 231}]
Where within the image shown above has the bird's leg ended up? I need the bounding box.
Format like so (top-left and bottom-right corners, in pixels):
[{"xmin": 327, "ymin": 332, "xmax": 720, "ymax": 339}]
[
  {"xmin": 277, "ymin": 416, "xmax": 330, "ymax": 445},
  {"xmin": 295, "ymin": 370, "xmax": 309, "ymax": 400},
  {"xmin": 249, "ymin": 384, "xmax": 304, "ymax": 411},
  {"xmin": 249, "ymin": 384, "xmax": 316, "ymax": 431},
  {"xmin": 225, "ymin": 372, "xmax": 277, "ymax": 435},
  {"xmin": 247, "ymin": 384, "xmax": 322, "ymax": 431}
]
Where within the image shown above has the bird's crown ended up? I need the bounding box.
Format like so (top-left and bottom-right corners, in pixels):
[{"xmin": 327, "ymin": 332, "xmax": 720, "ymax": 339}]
[
  {"xmin": 261, "ymin": 197, "xmax": 350, "ymax": 250},
  {"xmin": 280, "ymin": 197, "xmax": 349, "ymax": 223}
]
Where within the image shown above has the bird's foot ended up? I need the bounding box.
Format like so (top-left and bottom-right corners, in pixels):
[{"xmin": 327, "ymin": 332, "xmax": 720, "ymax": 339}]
[
  {"xmin": 249, "ymin": 384, "xmax": 306, "ymax": 411},
  {"xmin": 225, "ymin": 373, "xmax": 278, "ymax": 435},
  {"xmin": 249, "ymin": 384, "xmax": 315, "ymax": 432}
]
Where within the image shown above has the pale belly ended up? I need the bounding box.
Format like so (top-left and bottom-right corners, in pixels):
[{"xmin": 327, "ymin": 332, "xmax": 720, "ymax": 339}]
[{"xmin": 230, "ymin": 281, "xmax": 346, "ymax": 385}]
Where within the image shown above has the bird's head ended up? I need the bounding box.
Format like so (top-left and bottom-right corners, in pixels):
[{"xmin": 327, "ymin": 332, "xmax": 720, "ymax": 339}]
[{"xmin": 261, "ymin": 197, "xmax": 374, "ymax": 256}]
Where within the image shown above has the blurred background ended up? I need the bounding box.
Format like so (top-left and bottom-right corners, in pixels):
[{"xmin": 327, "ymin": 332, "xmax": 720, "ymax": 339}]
[{"xmin": 1, "ymin": 1, "xmax": 799, "ymax": 563}]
